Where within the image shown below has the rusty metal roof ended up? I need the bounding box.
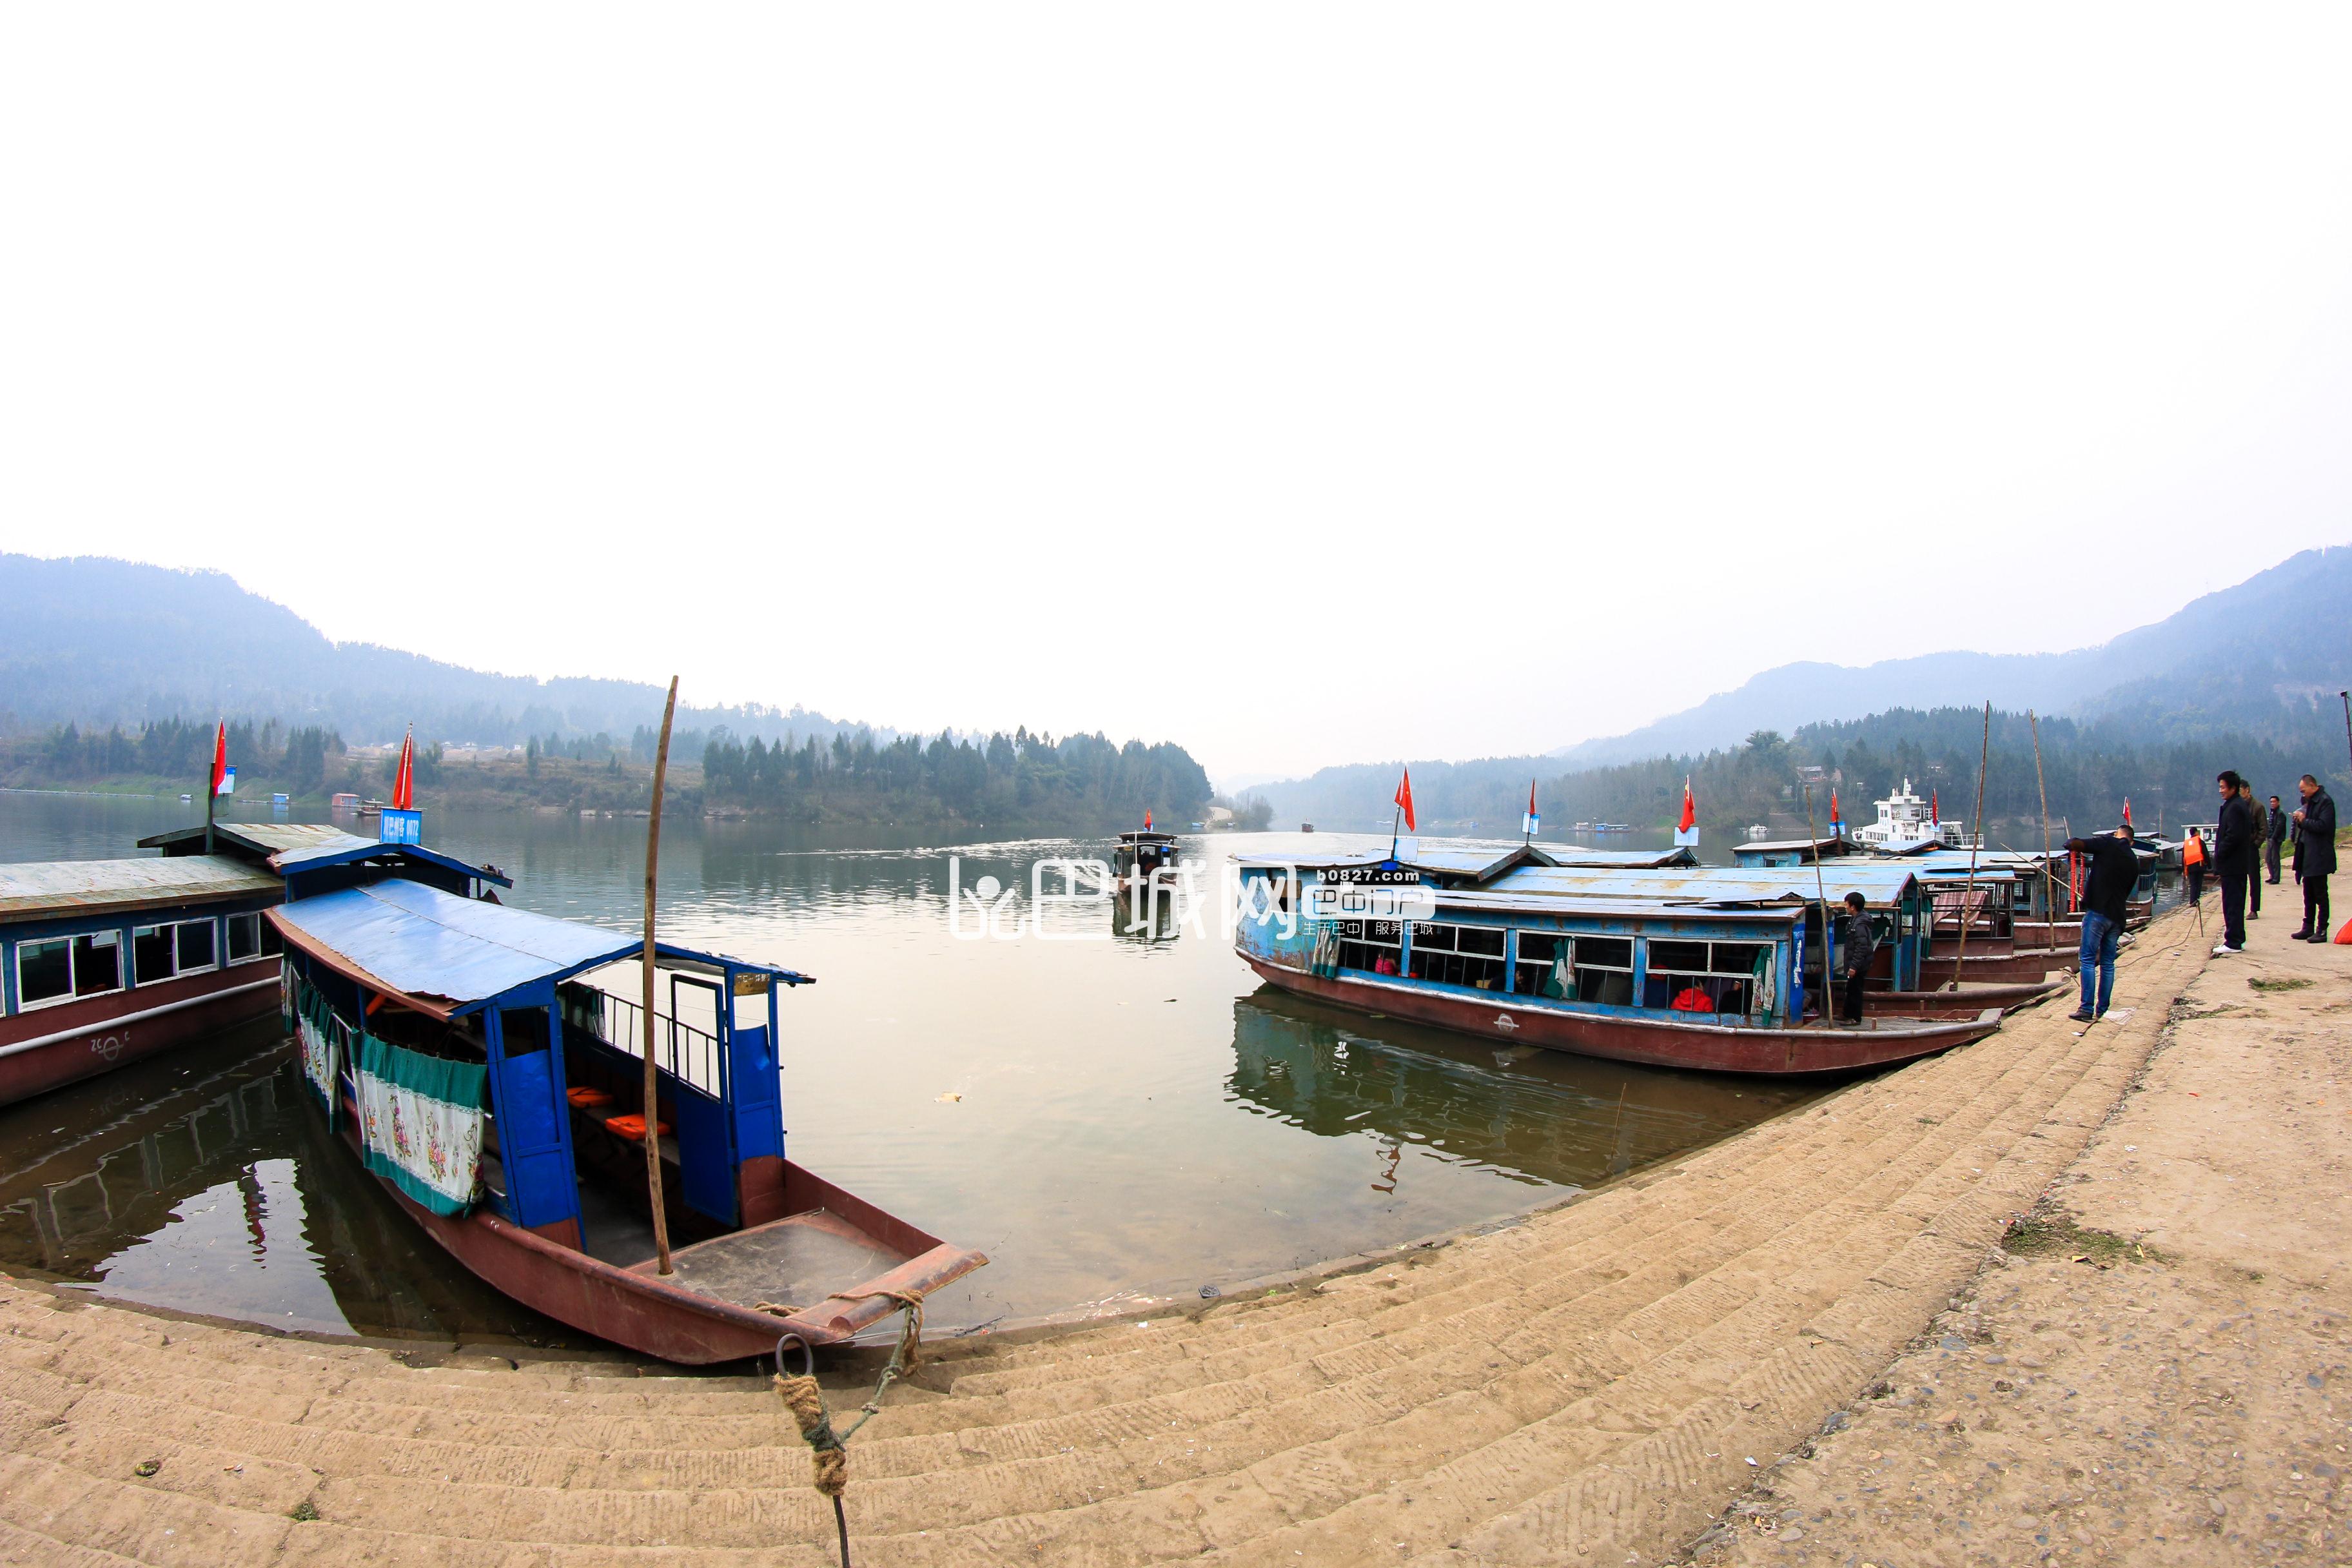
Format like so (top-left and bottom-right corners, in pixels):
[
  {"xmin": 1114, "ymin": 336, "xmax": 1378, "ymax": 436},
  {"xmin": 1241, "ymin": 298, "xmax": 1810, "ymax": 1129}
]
[
  {"xmin": 137, "ymin": 823, "xmax": 375, "ymax": 859},
  {"xmin": 0, "ymin": 856, "xmax": 284, "ymax": 921}
]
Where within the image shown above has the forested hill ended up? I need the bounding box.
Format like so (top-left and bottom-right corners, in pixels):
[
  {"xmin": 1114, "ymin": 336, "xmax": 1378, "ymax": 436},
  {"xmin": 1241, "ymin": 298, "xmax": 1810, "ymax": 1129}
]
[
  {"xmin": 1547, "ymin": 544, "xmax": 2352, "ymax": 768},
  {"xmin": 1255, "ymin": 705, "xmax": 2347, "ymax": 844},
  {"xmin": 0, "ymin": 553, "xmax": 880, "ymax": 748}
]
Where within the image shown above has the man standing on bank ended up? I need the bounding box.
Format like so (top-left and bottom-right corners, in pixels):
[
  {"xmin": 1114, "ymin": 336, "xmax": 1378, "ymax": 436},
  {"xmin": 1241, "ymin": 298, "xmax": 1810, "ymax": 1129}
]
[
  {"xmin": 2267, "ymin": 794, "xmax": 2289, "ymax": 885},
  {"xmin": 2246, "ymin": 789, "xmax": 2268, "ymax": 921},
  {"xmin": 2066, "ymin": 826, "xmax": 2140, "ymax": 1023},
  {"xmin": 2291, "ymin": 772, "xmax": 2337, "ymax": 942},
  {"xmin": 2213, "ymin": 770, "xmax": 2253, "ymax": 956},
  {"xmin": 1839, "ymin": 890, "xmax": 1875, "ymax": 1027}
]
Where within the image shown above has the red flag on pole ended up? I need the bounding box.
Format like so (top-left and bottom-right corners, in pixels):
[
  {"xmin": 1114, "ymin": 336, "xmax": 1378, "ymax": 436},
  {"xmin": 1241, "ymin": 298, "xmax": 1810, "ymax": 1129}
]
[
  {"xmin": 1829, "ymin": 788, "xmax": 1841, "ymax": 828},
  {"xmin": 1144, "ymin": 809, "xmax": 1152, "ymax": 831},
  {"xmin": 1678, "ymin": 776, "xmax": 1696, "ymax": 834},
  {"xmin": 392, "ymin": 727, "xmax": 416, "ymax": 811},
  {"xmin": 1394, "ymin": 767, "xmax": 1416, "ymax": 833},
  {"xmin": 2121, "ymin": 796, "xmax": 2132, "ymax": 827},
  {"xmin": 1930, "ymin": 787, "xmax": 1939, "ymax": 824},
  {"xmin": 209, "ymin": 721, "xmax": 228, "ymax": 797}
]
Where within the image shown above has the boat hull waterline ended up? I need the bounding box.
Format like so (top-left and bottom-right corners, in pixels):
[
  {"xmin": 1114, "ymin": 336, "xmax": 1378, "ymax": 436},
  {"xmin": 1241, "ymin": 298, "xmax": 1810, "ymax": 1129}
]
[{"xmin": 1242, "ymin": 956, "xmax": 2002, "ymax": 1076}]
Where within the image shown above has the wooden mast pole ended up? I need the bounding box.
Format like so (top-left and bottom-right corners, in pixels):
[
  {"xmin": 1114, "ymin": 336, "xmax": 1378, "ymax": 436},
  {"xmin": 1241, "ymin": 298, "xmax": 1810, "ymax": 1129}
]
[
  {"xmin": 1946, "ymin": 701, "xmax": 1992, "ymax": 990},
  {"xmin": 642, "ymin": 677, "xmax": 679, "ymax": 1276}
]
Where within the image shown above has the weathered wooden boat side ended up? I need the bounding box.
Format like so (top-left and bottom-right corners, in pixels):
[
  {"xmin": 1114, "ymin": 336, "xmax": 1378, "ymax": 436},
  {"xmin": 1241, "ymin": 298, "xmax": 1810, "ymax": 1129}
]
[
  {"xmin": 0, "ymin": 825, "xmax": 407, "ymax": 1108},
  {"xmin": 1241, "ymin": 954, "xmax": 1999, "ymax": 1075}
]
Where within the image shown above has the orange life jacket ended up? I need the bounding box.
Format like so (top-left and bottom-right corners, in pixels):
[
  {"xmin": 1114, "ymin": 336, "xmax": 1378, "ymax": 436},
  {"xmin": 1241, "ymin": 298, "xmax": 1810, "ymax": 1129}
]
[{"xmin": 2182, "ymin": 836, "xmax": 2204, "ymax": 867}]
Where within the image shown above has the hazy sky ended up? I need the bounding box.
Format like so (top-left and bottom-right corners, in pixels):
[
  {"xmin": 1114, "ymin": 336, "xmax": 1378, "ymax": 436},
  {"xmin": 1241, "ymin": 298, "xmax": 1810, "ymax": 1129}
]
[{"xmin": 5, "ymin": 9, "xmax": 2349, "ymax": 785}]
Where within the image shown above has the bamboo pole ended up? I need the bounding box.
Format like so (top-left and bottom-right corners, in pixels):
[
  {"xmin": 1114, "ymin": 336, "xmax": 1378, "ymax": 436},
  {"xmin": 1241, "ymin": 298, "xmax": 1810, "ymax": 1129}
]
[
  {"xmin": 1801, "ymin": 783, "xmax": 1832, "ymax": 1021},
  {"xmin": 1946, "ymin": 701, "xmax": 1992, "ymax": 990},
  {"xmin": 642, "ymin": 677, "xmax": 679, "ymax": 1276},
  {"xmin": 2029, "ymin": 710, "xmax": 2061, "ymax": 937}
]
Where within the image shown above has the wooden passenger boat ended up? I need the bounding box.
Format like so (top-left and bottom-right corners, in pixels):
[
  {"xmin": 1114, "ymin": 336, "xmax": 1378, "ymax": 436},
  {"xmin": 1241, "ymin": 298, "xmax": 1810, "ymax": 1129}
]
[
  {"xmin": 1233, "ymin": 850, "xmax": 2003, "ymax": 1077},
  {"xmin": 0, "ymin": 824, "xmax": 404, "ymax": 1108},
  {"xmin": 271, "ymin": 870, "xmax": 985, "ymax": 1364},
  {"xmin": 1112, "ymin": 828, "xmax": 1182, "ymax": 892}
]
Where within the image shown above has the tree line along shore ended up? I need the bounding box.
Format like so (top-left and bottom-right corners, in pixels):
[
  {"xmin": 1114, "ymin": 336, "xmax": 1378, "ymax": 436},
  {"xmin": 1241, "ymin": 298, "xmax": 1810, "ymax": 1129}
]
[{"xmin": 0, "ymin": 717, "xmax": 1219, "ymax": 831}]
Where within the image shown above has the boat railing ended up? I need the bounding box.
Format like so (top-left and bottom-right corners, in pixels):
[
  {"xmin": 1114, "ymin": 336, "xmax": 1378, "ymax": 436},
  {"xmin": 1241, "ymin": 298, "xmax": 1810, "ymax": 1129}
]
[{"xmin": 576, "ymin": 990, "xmax": 725, "ymax": 1100}]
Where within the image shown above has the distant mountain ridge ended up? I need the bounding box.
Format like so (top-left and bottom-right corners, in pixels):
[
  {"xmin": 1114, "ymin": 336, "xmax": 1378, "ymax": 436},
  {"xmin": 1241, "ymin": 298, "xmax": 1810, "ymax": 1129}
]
[
  {"xmin": 0, "ymin": 554, "xmax": 887, "ymax": 747},
  {"xmin": 1548, "ymin": 545, "xmax": 2352, "ymax": 767},
  {"xmin": 1255, "ymin": 545, "xmax": 2352, "ymax": 824}
]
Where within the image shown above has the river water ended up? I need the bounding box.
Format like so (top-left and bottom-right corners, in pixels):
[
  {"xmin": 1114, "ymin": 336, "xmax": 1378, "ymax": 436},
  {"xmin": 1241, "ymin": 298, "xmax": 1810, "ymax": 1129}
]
[{"xmin": 0, "ymin": 793, "xmax": 1821, "ymax": 1351}]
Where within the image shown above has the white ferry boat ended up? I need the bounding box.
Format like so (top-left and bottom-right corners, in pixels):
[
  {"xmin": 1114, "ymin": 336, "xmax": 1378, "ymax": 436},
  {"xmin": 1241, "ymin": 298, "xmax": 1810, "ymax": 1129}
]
[{"xmin": 1851, "ymin": 778, "xmax": 1971, "ymax": 854}]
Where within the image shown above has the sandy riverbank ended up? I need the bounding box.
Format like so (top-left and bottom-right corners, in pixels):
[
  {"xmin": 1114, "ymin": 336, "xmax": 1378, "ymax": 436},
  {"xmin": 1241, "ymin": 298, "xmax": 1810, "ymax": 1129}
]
[
  {"xmin": 1698, "ymin": 907, "xmax": 2347, "ymax": 1566},
  {"xmin": 0, "ymin": 909, "xmax": 2230, "ymax": 1565}
]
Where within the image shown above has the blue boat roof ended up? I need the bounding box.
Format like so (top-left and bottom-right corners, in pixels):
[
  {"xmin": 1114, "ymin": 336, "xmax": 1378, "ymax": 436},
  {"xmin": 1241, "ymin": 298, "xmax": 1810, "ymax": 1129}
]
[
  {"xmin": 1478, "ymin": 863, "xmax": 1926, "ymax": 906},
  {"xmin": 269, "ymin": 881, "xmax": 809, "ymax": 1019},
  {"xmin": 1233, "ymin": 839, "xmax": 1696, "ymax": 882},
  {"xmin": 271, "ymin": 838, "xmax": 514, "ymax": 888},
  {"xmin": 271, "ymin": 881, "xmax": 634, "ymax": 1016}
]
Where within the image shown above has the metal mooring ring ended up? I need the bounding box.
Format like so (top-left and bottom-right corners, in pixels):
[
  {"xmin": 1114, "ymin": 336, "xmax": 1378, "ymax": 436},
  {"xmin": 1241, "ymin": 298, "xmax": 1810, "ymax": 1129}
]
[{"xmin": 776, "ymin": 1332, "xmax": 814, "ymax": 1380}]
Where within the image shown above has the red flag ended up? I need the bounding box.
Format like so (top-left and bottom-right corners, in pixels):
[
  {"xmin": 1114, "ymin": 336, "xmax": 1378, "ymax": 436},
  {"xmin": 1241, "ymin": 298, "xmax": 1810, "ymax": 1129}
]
[
  {"xmin": 2121, "ymin": 796, "xmax": 2132, "ymax": 827},
  {"xmin": 1677, "ymin": 776, "xmax": 1696, "ymax": 833},
  {"xmin": 209, "ymin": 720, "xmax": 228, "ymax": 797},
  {"xmin": 1394, "ymin": 767, "xmax": 1416, "ymax": 833},
  {"xmin": 1829, "ymin": 788, "xmax": 1841, "ymax": 825},
  {"xmin": 1930, "ymin": 787, "xmax": 1939, "ymax": 823},
  {"xmin": 1144, "ymin": 809, "xmax": 1152, "ymax": 831},
  {"xmin": 392, "ymin": 727, "xmax": 416, "ymax": 811}
]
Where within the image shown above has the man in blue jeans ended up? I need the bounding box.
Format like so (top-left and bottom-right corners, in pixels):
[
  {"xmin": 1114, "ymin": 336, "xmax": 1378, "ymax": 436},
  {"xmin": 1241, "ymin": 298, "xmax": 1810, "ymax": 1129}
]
[{"xmin": 2066, "ymin": 826, "xmax": 2141, "ymax": 1023}]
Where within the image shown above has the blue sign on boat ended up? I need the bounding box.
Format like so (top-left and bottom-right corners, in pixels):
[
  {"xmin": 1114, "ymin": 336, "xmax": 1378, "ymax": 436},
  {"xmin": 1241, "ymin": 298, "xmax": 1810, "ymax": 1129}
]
[{"xmin": 378, "ymin": 808, "xmax": 423, "ymax": 845}]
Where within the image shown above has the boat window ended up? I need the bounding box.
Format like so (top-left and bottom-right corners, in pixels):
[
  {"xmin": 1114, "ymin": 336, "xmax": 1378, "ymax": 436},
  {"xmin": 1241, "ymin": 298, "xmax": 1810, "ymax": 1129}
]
[
  {"xmin": 1335, "ymin": 919, "xmax": 1403, "ymax": 975},
  {"xmin": 1514, "ymin": 931, "xmax": 1564, "ymax": 995},
  {"xmin": 226, "ymin": 913, "xmax": 262, "ymax": 963},
  {"xmin": 500, "ymin": 1006, "xmax": 551, "ymax": 1057},
  {"xmin": 16, "ymin": 937, "xmax": 74, "ymax": 1008},
  {"xmin": 133, "ymin": 925, "xmax": 178, "ymax": 985},
  {"xmin": 72, "ymin": 932, "xmax": 122, "ymax": 998},
  {"xmin": 1642, "ymin": 938, "xmax": 1767, "ymax": 1015},
  {"xmin": 258, "ymin": 919, "xmax": 284, "ymax": 957},
  {"xmin": 175, "ymin": 919, "xmax": 217, "ymax": 974},
  {"xmin": 1571, "ymin": 937, "xmax": 1635, "ymax": 1007},
  {"xmin": 1405, "ymin": 922, "xmax": 1507, "ymax": 992}
]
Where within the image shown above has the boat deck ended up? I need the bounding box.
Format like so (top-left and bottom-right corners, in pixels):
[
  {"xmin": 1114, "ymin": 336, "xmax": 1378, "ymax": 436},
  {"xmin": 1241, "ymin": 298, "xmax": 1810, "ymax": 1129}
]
[{"xmin": 631, "ymin": 1209, "xmax": 908, "ymax": 1315}]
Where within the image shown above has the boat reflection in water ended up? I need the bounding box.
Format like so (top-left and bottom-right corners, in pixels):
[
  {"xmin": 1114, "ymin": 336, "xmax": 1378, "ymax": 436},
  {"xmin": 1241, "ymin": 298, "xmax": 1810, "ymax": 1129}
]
[
  {"xmin": 1227, "ymin": 991, "xmax": 1822, "ymax": 1197},
  {"xmin": 0, "ymin": 1022, "xmax": 587, "ymax": 1347}
]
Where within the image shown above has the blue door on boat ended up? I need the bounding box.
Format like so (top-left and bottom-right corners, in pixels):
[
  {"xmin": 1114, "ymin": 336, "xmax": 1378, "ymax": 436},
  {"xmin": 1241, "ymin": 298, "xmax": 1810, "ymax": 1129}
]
[{"xmin": 669, "ymin": 977, "xmax": 739, "ymax": 1226}]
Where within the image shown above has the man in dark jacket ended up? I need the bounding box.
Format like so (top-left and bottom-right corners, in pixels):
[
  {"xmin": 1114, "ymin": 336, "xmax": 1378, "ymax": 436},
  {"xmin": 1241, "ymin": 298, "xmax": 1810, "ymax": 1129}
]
[
  {"xmin": 2246, "ymin": 792, "xmax": 2267, "ymax": 919},
  {"xmin": 2067, "ymin": 827, "xmax": 2139, "ymax": 1021},
  {"xmin": 2212, "ymin": 771, "xmax": 2253, "ymax": 955},
  {"xmin": 1839, "ymin": 890, "xmax": 1875, "ymax": 1026},
  {"xmin": 2267, "ymin": 794, "xmax": 2289, "ymax": 884},
  {"xmin": 2291, "ymin": 774, "xmax": 2337, "ymax": 941}
]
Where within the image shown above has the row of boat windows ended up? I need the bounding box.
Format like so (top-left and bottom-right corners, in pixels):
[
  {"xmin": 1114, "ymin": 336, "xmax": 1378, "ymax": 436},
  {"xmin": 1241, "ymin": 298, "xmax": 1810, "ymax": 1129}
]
[
  {"xmin": 1330, "ymin": 921, "xmax": 1773, "ymax": 1013},
  {"xmin": 12, "ymin": 913, "xmax": 282, "ymax": 1012}
]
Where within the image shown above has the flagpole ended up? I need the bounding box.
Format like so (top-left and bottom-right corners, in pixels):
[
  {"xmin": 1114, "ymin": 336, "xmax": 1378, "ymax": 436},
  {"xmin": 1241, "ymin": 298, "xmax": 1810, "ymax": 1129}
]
[
  {"xmin": 205, "ymin": 717, "xmax": 220, "ymax": 854},
  {"xmin": 1389, "ymin": 803, "xmax": 1401, "ymax": 862}
]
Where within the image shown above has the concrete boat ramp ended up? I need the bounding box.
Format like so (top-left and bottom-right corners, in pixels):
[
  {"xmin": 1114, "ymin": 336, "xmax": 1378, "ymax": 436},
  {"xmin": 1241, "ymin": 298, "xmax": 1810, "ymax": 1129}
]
[{"xmin": 0, "ymin": 908, "xmax": 2332, "ymax": 1565}]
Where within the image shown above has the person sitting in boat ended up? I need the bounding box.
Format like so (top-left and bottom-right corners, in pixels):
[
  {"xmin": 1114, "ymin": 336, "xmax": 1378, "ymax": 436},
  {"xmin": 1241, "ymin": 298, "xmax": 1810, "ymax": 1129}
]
[
  {"xmin": 1839, "ymin": 891, "xmax": 1876, "ymax": 1027},
  {"xmin": 1373, "ymin": 952, "xmax": 1399, "ymax": 975},
  {"xmin": 1669, "ymin": 984, "xmax": 1714, "ymax": 1013}
]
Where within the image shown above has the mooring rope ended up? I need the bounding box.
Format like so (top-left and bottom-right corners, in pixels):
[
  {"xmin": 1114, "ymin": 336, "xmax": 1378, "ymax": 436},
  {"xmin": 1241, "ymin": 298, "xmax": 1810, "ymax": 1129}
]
[{"xmin": 772, "ymin": 1288, "xmax": 927, "ymax": 1568}]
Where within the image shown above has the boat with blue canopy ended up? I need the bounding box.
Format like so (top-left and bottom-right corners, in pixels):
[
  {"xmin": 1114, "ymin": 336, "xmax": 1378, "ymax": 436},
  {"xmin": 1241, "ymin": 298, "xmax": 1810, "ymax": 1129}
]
[
  {"xmin": 1233, "ymin": 846, "xmax": 2003, "ymax": 1075},
  {"xmin": 269, "ymin": 862, "xmax": 986, "ymax": 1364}
]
